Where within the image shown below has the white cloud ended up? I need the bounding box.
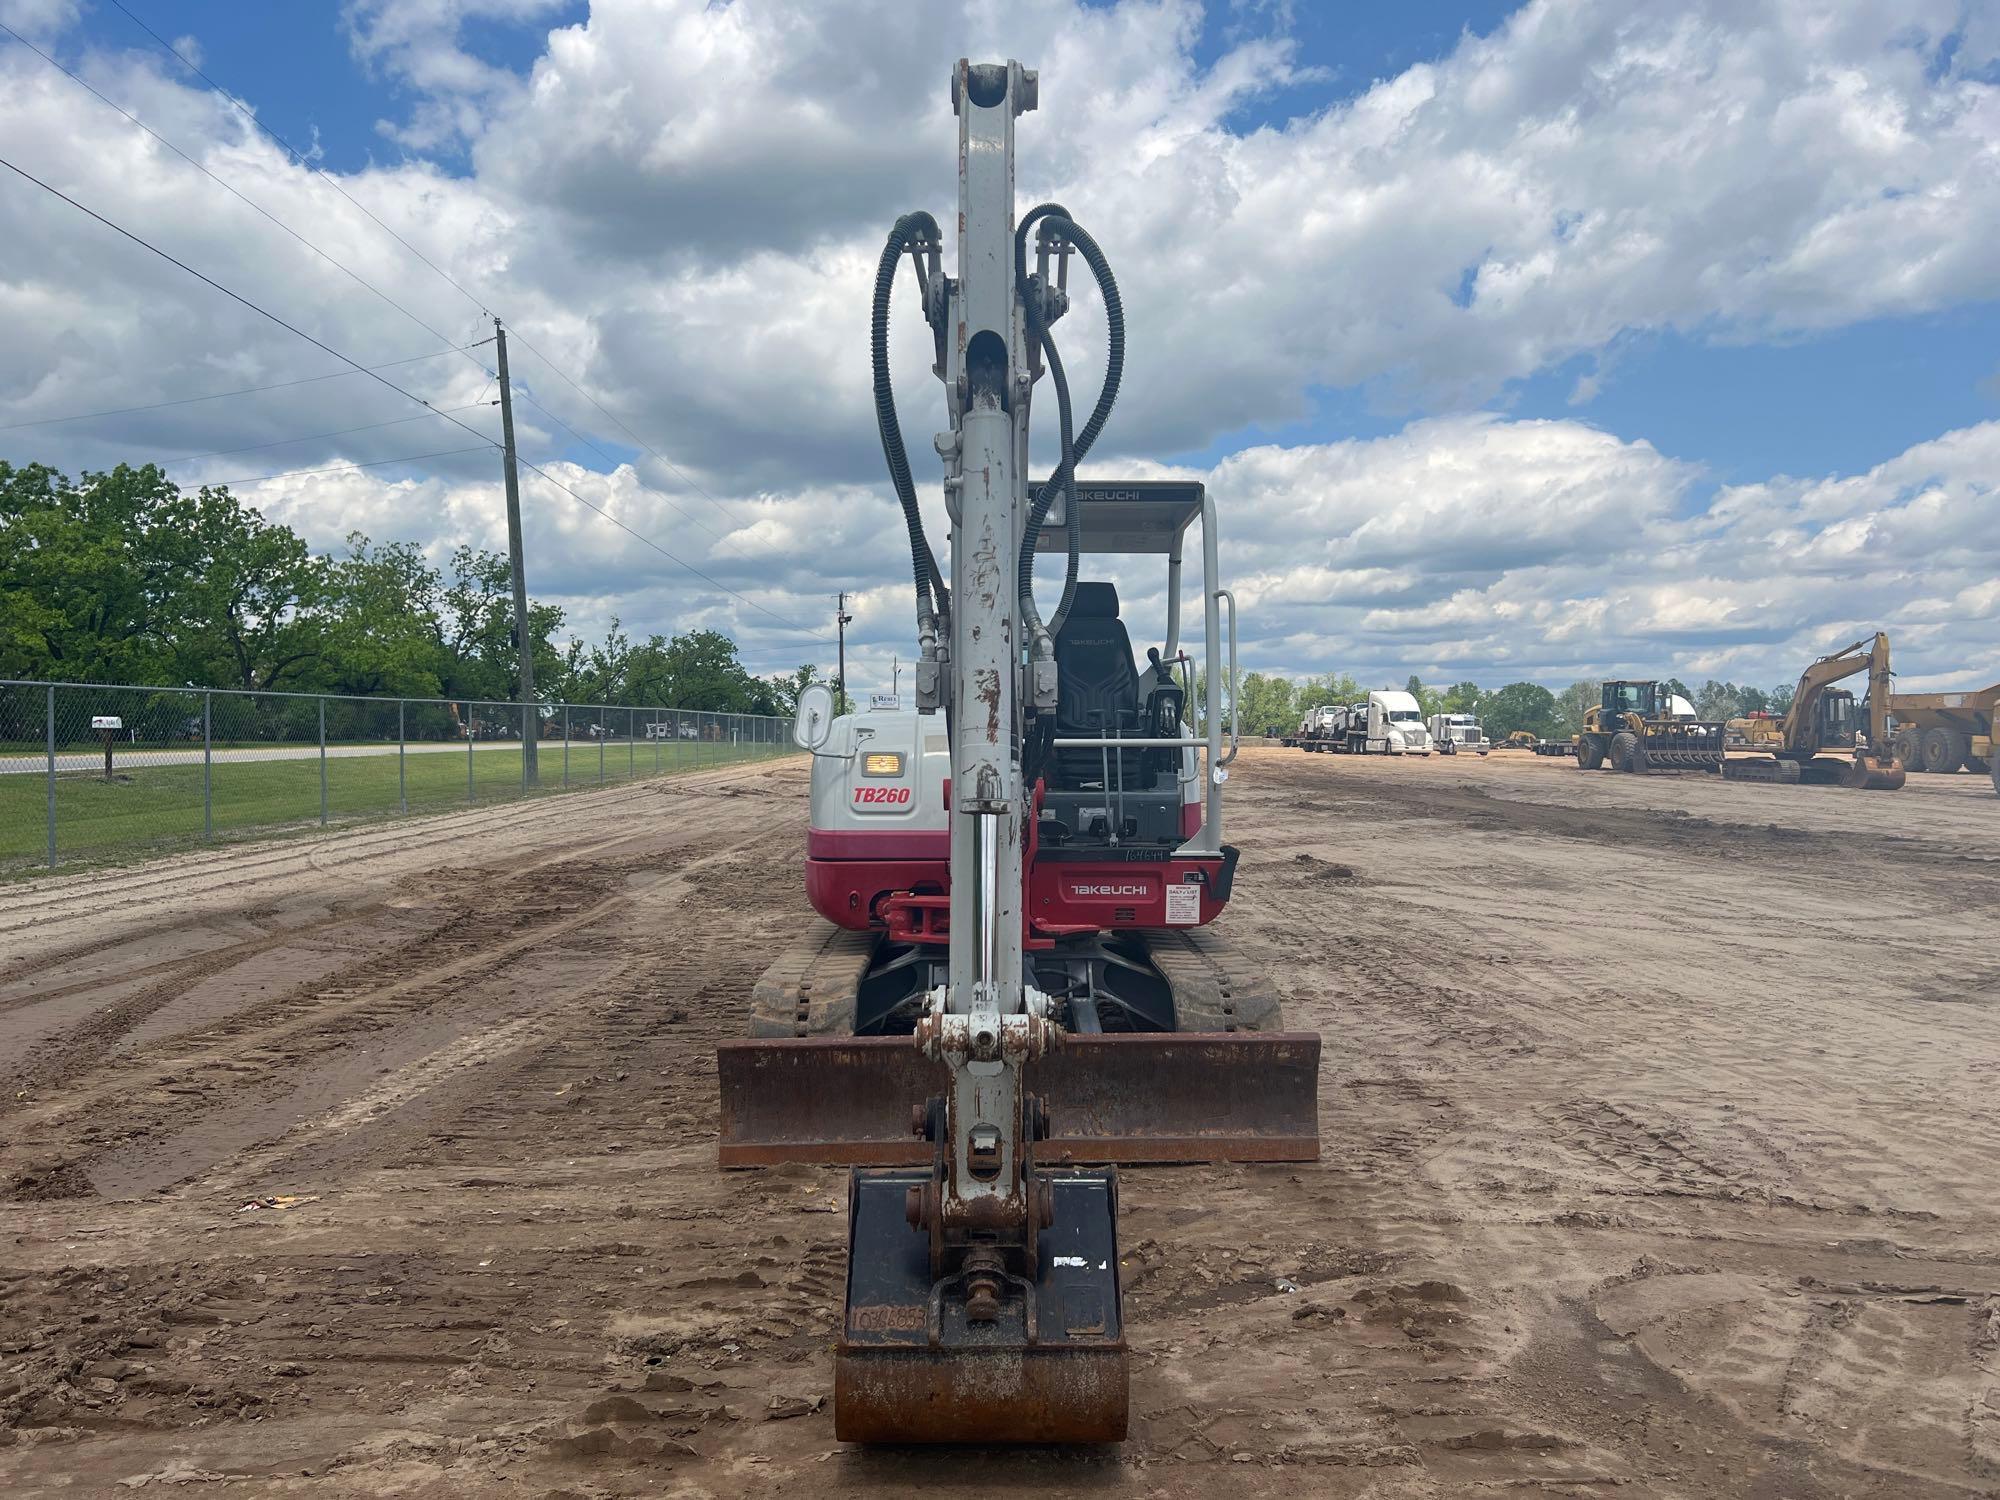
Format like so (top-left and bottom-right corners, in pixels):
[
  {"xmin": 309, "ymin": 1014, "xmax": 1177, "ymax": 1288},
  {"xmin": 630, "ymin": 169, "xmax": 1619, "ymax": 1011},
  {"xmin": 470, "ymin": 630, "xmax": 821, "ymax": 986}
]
[{"xmin": 2, "ymin": 0, "xmax": 1997, "ymax": 689}]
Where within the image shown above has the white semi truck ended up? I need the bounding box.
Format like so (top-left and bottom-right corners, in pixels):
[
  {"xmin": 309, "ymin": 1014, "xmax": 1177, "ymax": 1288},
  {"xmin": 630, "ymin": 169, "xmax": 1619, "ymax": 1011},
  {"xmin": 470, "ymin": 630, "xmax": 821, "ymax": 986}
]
[
  {"xmin": 1345, "ymin": 691, "xmax": 1431, "ymax": 754},
  {"xmin": 1427, "ymin": 712, "xmax": 1486, "ymax": 755}
]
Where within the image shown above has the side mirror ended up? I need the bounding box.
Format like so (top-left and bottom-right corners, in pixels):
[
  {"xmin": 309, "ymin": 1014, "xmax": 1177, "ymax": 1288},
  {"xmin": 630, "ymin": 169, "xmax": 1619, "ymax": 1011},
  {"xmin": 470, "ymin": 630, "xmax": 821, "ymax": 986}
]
[{"xmin": 793, "ymin": 683, "xmax": 836, "ymax": 750}]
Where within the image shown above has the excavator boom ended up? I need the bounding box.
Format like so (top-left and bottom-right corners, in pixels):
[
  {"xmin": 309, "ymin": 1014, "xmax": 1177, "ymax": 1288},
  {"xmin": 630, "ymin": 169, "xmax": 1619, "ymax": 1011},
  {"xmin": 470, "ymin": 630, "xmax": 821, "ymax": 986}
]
[{"xmin": 719, "ymin": 59, "xmax": 1319, "ymax": 1446}]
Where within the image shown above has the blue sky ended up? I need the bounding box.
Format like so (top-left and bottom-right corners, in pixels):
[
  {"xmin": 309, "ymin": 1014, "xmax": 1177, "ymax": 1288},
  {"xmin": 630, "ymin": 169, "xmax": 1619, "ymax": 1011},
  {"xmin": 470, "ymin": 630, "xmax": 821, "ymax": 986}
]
[
  {"xmin": 5, "ymin": 1, "xmax": 1997, "ymax": 689},
  {"xmin": 71, "ymin": 1, "xmax": 588, "ymax": 171},
  {"xmin": 79, "ymin": 0, "xmax": 2000, "ymax": 494}
]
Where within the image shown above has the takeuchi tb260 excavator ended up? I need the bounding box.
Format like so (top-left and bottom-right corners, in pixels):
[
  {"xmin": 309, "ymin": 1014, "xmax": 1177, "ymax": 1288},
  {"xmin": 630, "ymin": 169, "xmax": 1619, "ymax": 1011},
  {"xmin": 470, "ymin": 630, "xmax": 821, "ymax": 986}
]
[
  {"xmin": 713, "ymin": 61, "xmax": 1322, "ymax": 1444},
  {"xmin": 1721, "ymin": 632, "xmax": 1905, "ymax": 790}
]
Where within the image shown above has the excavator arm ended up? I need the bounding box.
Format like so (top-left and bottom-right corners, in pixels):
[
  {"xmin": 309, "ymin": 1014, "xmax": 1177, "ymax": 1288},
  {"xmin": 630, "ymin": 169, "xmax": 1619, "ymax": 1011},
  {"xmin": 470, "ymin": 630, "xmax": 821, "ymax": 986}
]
[
  {"xmin": 1724, "ymin": 632, "xmax": 1903, "ymax": 789},
  {"xmin": 1780, "ymin": 634, "xmax": 1877, "ymax": 754}
]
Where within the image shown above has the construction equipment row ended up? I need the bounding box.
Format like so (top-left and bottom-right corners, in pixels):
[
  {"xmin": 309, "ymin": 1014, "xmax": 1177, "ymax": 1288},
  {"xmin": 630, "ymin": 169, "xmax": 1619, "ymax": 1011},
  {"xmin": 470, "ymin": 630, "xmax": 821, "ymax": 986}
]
[{"xmin": 1283, "ymin": 637, "xmax": 2000, "ymax": 797}]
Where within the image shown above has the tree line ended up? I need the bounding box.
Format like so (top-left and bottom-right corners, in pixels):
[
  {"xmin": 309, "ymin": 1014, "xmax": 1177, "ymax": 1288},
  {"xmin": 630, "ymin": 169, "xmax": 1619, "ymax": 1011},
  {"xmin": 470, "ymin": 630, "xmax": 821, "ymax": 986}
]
[
  {"xmin": 0, "ymin": 462, "xmax": 826, "ymax": 715},
  {"xmin": 1232, "ymin": 670, "xmax": 1798, "ymax": 741}
]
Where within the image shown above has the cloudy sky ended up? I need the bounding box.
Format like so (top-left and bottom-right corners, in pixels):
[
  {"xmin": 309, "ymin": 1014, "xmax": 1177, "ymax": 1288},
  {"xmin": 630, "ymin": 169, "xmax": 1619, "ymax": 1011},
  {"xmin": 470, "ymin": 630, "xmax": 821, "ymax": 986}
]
[{"xmin": 2, "ymin": 0, "xmax": 1996, "ymax": 696}]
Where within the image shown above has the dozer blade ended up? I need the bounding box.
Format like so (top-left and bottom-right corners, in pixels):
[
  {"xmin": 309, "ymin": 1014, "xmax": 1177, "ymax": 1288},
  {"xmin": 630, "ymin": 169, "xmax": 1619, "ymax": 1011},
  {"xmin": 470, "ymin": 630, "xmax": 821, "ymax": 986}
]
[
  {"xmin": 717, "ymin": 1032, "xmax": 1321, "ymax": 1167},
  {"xmin": 835, "ymin": 1168, "xmax": 1127, "ymax": 1444}
]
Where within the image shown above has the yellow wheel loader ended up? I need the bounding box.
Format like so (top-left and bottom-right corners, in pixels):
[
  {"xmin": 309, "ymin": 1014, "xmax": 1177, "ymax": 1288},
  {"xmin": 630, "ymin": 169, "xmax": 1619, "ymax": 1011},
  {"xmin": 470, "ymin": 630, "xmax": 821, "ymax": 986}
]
[{"xmin": 1573, "ymin": 680, "xmax": 1726, "ymax": 772}]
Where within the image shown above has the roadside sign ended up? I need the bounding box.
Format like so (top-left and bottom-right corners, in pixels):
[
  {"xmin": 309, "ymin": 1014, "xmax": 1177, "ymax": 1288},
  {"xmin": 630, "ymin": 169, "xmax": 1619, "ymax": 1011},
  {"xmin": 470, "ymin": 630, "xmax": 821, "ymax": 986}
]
[{"xmin": 869, "ymin": 694, "xmax": 900, "ymax": 711}]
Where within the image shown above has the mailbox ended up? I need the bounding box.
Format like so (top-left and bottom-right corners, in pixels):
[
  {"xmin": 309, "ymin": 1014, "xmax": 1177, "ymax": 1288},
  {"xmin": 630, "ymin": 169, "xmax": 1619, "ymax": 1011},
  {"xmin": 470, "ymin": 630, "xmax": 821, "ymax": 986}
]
[{"xmin": 91, "ymin": 715, "xmax": 124, "ymax": 731}]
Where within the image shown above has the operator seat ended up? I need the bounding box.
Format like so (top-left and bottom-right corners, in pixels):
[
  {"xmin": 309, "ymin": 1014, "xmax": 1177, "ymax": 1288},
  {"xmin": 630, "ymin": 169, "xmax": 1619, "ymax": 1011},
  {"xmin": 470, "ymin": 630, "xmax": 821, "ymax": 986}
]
[{"xmin": 1052, "ymin": 581, "xmax": 1142, "ymax": 789}]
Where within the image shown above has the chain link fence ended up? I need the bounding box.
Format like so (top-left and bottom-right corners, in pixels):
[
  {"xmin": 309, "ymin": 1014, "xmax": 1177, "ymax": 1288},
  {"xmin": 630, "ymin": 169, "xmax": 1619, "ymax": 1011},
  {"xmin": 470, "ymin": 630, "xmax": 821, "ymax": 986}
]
[{"xmin": 0, "ymin": 680, "xmax": 798, "ymax": 875}]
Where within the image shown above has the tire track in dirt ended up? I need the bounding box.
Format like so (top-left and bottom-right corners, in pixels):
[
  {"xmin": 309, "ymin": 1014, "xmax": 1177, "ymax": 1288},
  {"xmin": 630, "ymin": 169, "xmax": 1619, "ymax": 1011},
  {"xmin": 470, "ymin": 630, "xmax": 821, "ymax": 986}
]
[
  {"xmin": 0, "ymin": 760, "xmax": 800, "ymax": 948},
  {"xmin": 4, "ymin": 748, "xmax": 1996, "ymax": 1499},
  {"xmin": 0, "ymin": 802, "xmax": 774, "ymax": 1201}
]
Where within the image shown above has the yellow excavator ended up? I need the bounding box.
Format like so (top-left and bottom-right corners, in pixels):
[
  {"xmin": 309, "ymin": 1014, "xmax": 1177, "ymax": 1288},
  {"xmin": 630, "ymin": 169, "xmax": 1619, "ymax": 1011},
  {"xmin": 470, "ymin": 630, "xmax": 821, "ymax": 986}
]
[{"xmin": 1720, "ymin": 632, "xmax": 1905, "ymax": 789}]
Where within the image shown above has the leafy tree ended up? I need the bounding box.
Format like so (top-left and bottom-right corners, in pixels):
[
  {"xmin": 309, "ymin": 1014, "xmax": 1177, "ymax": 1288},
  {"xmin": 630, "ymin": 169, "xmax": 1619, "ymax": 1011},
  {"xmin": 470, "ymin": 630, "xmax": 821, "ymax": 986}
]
[
  {"xmin": 1554, "ymin": 679, "xmax": 1600, "ymax": 735},
  {"xmin": 0, "ymin": 462, "xmax": 181, "ymax": 682},
  {"xmin": 1298, "ymin": 671, "xmax": 1361, "ymax": 706},
  {"xmin": 1237, "ymin": 671, "xmax": 1298, "ymax": 735},
  {"xmin": 1693, "ymin": 679, "xmax": 1744, "ymax": 721},
  {"xmin": 0, "ymin": 459, "xmax": 788, "ymax": 718},
  {"xmin": 1482, "ymin": 681, "xmax": 1560, "ymax": 739},
  {"xmin": 768, "ymin": 664, "xmax": 824, "ymax": 715},
  {"xmin": 1440, "ymin": 680, "xmax": 1487, "ymax": 715},
  {"xmin": 157, "ymin": 484, "xmax": 327, "ymax": 691},
  {"xmin": 321, "ymin": 536, "xmax": 448, "ymax": 698}
]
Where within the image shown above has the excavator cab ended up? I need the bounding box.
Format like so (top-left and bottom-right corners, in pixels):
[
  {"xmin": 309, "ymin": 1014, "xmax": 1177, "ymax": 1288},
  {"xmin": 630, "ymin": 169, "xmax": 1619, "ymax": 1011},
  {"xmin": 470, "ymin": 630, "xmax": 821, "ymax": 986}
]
[
  {"xmin": 1602, "ymin": 679, "xmax": 1662, "ymax": 718},
  {"xmin": 1816, "ymin": 688, "xmax": 1858, "ymax": 749}
]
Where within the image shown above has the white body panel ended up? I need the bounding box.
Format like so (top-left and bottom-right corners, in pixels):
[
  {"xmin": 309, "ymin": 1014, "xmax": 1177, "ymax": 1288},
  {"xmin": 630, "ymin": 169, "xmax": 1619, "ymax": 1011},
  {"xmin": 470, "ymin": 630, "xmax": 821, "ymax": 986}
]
[
  {"xmin": 811, "ymin": 709, "xmax": 949, "ymax": 836},
  {"xmin": 1347, "ymin": 691, "xmax": 1431, "ymax": 754},
  {"xmin": 811, "ymin": 708, "xmax": 1200, "ymax": 836}
]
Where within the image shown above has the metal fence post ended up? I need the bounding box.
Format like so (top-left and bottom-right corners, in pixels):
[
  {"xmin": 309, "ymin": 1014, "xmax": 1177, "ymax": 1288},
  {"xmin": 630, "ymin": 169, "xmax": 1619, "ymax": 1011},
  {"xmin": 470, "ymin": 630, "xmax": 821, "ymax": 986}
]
[
  {"xmin": 398, "ymin": 699, "xmax": 407, "ymax": 812},
  {"xmin": 563, "ymin": 705, "xmax": 570, "ymax": 787},
  {"xmin": 45, "ymin": 683, "xmax": 56, "ymax": 870},
  {"xmin": 467, "ymin": 705, "xmax": 476, "ymax": 802},
  {"xmin": 523, "ymin": 701, "xmax": 533, "ymax": 791},
  {"xmin": 628, "ymin": 708, "xmax": 636, "ymax": 781},
  {"xmin": 319, "ymin": 696, "xmax": 328, "ymax": 826},
  {"xmin": 654, "ymin": 710, "xmax": 661, "ymax": 775},
  {"xmin": 202, "ymin": 691, "xmax": 212, "ymax": 841},
  {"xmin": 598, "ymin": 710, "xmax": 606, "ymax": 784}
]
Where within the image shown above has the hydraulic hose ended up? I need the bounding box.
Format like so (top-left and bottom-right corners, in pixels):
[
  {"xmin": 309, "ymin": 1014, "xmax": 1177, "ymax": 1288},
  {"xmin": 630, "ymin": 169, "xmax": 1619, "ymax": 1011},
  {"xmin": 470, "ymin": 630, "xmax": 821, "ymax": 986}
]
[
  {"xmin": 872, "ymin": 211, "xmax": 947, "ymax": 618},
  {"xmin": 1021, "ymin": 324, "xmax": 1082, "ymax": 635},
  {"xmin": 1018, "ymin": 213, "xmax": 1123, "ymax": 636}
]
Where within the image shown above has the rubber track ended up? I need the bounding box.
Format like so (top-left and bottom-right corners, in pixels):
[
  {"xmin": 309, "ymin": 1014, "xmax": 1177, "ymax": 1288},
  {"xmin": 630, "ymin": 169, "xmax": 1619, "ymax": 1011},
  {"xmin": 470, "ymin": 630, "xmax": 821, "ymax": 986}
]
[
  {"xmin": 748, "ymin": 918, "xmax": 877, "ymax": 1037},
  {"xmin": 1141, "ymin": 926, "xmax": 1285, "ymax": 1033},
  {"xmin": 747, "ymin": 921, "xmax": 1282, "ymax": 1035}
]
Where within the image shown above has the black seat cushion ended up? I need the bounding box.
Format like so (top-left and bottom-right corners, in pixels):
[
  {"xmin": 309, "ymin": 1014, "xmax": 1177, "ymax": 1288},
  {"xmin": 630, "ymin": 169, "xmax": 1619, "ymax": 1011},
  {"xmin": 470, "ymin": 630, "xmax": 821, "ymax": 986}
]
[{"xmin": 1055, "ymin": 582, "xmax": 1138, "ymax": 737}]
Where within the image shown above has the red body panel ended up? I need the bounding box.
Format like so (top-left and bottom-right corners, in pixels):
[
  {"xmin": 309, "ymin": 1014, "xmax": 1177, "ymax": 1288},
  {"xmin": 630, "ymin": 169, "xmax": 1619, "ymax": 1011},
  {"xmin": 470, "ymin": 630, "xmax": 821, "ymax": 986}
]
[{"xmin": 806, "ymin": 827, "xmax": 1226, "ymax": 935}]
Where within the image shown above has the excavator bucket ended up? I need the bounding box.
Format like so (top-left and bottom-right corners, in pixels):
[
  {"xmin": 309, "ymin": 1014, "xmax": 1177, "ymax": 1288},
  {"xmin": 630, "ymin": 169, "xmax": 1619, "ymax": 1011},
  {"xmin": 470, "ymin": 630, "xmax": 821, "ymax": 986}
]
[
  {"xmin": 834, "ymin": 1167, "xmax": 1128, "ymax": 1444},
  {"xmin": 1841, "ymin": 752, "xmax": 1906, "ymax": 791},
  {"xmin": 716, "ymin": 1031, "xmax": 1322, "ymax": 1167}
]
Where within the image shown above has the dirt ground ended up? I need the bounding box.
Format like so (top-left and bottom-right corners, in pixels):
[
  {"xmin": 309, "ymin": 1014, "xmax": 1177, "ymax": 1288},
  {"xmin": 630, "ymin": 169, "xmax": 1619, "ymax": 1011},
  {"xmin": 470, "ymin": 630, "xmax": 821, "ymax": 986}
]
[{"xmin": 2, "ymin": 747, "xmax": 1997, "ymax": 1498}]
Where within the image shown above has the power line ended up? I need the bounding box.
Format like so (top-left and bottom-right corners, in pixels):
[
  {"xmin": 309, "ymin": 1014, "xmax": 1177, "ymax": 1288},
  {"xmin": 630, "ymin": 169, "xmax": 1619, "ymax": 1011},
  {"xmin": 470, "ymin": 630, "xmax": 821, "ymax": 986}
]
[
  {"xmin": 0, "ymin": 153, "xmax": 503, "ymax": 456},
  {"xmin": 0, "ymin": 152, "xmax": 826, "ymax": 641},
  {"xmin": 167, "ymin": 403, "xmax": 498, "ymax": 463},
  {"xmin": 0, "ymin": 342, "xmax": 491, "ymax": 432},
  {"xmin": 503, "ymin": 327, "xmax": 758, "ymax": 534},
  {"xmin": 1, "ymin": 19, "xmax": 463, "ymax": 350},
  {"xmin": 510, "ymin": 386, "xmax": 736, "ymax": 551},
  {"xmin": 513, "ymin": 455, "xmax": 829, "ymax": 640},
  {"xmin": 204, "ymin": 444, "xmax": 498, "ymax": 488},
  {"xmin": 108, "ymin": 0, "xmax": 495, "ymax": 321},
  {"xmin": 107, "ymin": 0, "xmax": 764, "ymax": 549}
]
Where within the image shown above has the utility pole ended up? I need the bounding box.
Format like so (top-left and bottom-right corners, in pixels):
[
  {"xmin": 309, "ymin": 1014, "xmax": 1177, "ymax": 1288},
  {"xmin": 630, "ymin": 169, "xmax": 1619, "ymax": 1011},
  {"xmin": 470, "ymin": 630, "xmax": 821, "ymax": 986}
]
[
  {"xmin": 495, "ymin": 318, "xmax": 537, "ymax": 785},
  {"xmin": 892, "ymin": 653, "xmax": 900, "ymax": 700},
  {"xmin": 836, "ymin": 591, "xmax": 853, "ymax": 714}
]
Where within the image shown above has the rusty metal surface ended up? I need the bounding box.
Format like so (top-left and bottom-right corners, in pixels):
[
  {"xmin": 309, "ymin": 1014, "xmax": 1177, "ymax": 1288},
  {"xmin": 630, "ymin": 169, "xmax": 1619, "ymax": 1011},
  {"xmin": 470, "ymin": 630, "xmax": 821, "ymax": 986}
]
[
  {"xmin": 716, "ymin": 1032, "xmax": 1321, "ymax": 1167},
  {"xmin": 834, "ymin": 1343, "xmax": 1129, "ymax": 1444},
  {"xmin": 1843, "ymin": 752, "xmax": 1907, "ymax": 791}
]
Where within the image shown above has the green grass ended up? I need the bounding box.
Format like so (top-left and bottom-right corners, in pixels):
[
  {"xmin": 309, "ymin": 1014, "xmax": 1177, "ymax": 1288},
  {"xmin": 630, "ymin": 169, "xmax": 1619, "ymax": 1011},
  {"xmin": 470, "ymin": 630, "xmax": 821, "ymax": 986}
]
[{"xmin": 0, "ymin": 740, "xmax": 793, "ymax": 875}]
